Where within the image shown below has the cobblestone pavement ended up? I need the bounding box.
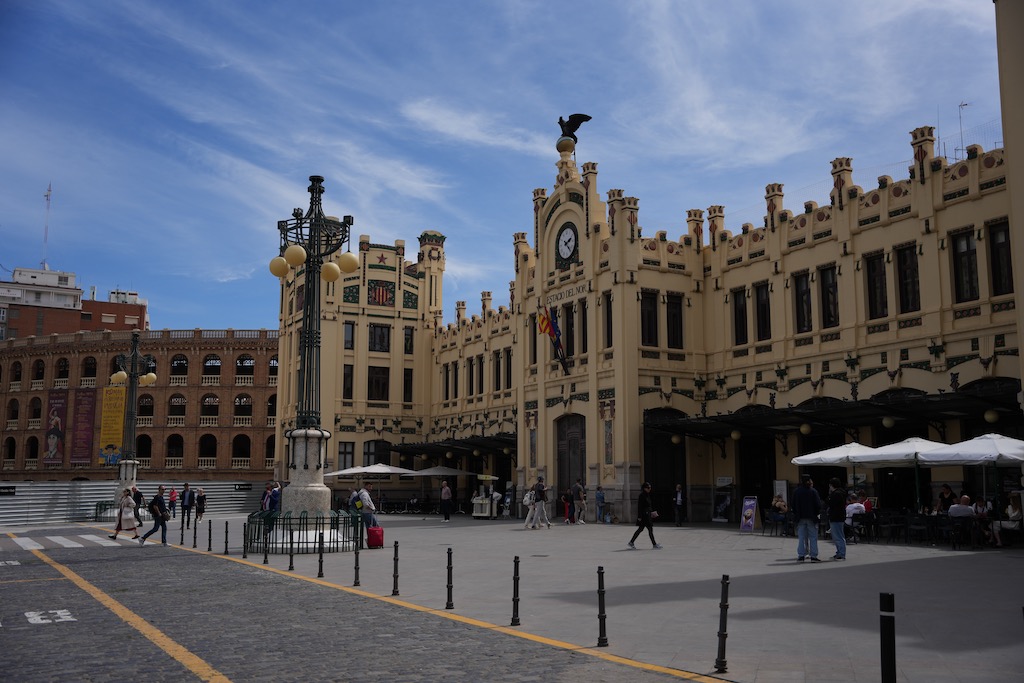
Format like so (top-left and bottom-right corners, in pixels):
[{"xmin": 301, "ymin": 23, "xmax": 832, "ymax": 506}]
[{"xmin": 3, "ymin": 513, "xmax": 1024, "ymax": 683}]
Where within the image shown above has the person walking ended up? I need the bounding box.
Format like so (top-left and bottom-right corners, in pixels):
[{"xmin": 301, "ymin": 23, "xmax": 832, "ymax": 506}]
[
  {"xmin": 628, "ymin": 482, "xmax": 662, "ymax": 549},
  {"xmin": 827, "ymin": 478, "xmax": 847, "ymax": 561},
  {"xmin": 595, "ymin": 486, "xmax": 606, "ymax": 524},
  {"xmin": 180, "ymin": 482, "xmax": 196, "ymax": 529},
  {"xmin": 195, "ymin": 487, "xmax": 207, "ymax": 523},
  {"xmin": 532, "ymin": 476, "xmax": 551, "ymax": 529},
  {"xmin": 109, "ymin": 488, "xmax": 140, "ymax": 540},
  {"xmin": 573, "ymin": 478, "xmax": 587, "ymax": 524},
  {"xmin": 358, "ymin": 483, "xmax": 378, "ymax": 544},
  {"xmin": 139, "ymin": 485, "xmax": 169, "ymax": 546},
  {"xmin": 168, "ymin": 486, "xmax": 178, "ymax": 519},
  {"xmin": 673, "ymin": 484, "xmax": 686, "ymax": 526},
  {"xmin": 131, "ymin": 485, "xmax": 145, "ymax": 525},
  {"xmin": 440, "ymin": 480, "xmax": 453, "ymax": 522},
  {"xmin": 523, "ymin": 487, "xmax": 539, "ymax": 529},
  {"xmin": 792, "ymin": 475, "xmax": 823, "ymax": 563}
]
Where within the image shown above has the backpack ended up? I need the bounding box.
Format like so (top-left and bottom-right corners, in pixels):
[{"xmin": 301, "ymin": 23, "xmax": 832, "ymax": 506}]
[
  {"xmin": 523, "ymin": 490, "xmax": 535, "ymax": 506},
  {"xmin": 351, "ymin": 491, "xmax": 364, "ymax": 510}
]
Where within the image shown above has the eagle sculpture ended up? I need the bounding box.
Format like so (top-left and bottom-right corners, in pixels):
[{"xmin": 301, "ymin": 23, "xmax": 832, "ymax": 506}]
[{"xmin": 558, "ymin": 113, "xmax": 592, "ymax": 143}]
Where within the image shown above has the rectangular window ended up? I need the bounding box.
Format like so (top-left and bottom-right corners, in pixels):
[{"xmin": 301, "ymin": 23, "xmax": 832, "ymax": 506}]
[
  {"xmin": 562, "ymin": 303, "xmax": 575, "ymax": 358},
  {"xmin": 493, "ymin": 351, "xmax": 501, "ymax": 391},
  {"xmin": 754, "ymin": 282, "xmax": 771, "ymax": 341},
  {"xmin": 343, "ymin": 364, "xmax": 354, "ymax": 400},
  {"xmin": 367, "ymin": 366, "xmax": 389, "ymax": 401},
  {"xmin": 895, "ymin": 246, "xmax": 920, "ymax": 313},
  {"xmin": 640, "ymin": 291, "xmax": 658, "ymax": 346},
  {"xmin": 819, "ymin": 265, "xmax": 839, "ymax": 328},
  {"xmin": 732, "ymin": 287, "xmax": 748, "ymax": 346},
  {"xmin": 404, "ymin": 327, "xmax": 414, "ymax": 354},
  {"xmin": 666, "ymin": 293, "xmax": 684, "ymax": 349},
  {"xmin": 443, "ymin": 363, "xmax": 450, "ymax": 401},
  {"xmin": 477, "ymin": 355, "xmax": 484, "ymax": 394},
  {"xmin": 952, "ymin": 231, "xmax": 979, "ymax": 302},
  {"xmin": 603, "ymin": 292, "xmax": 613, "ymax": 349},
  {"xmin": 466, "ymin": 358, "xmax": 475, "ymax": 396},
  {"xmin": 579, "ymin": 300, "xmax": 588, "ymax": 355},
  {"xmin": 530, "ymin": 314, "xmax": 538, "ymax": 365},
  {"xmin": 504, "ymin": 348, "xmax": 512, "ymax": 389},
  {"xmin": 989, "ymin": 220, "xmax": 1014, "ymax": 296},
  {"xmin": 337, "ymin": 442, "xmax": 354, "ymax": 471},
  {"xmin": 364, "ymin": 440, "xmax": 389, "ymax": 466},
  {"xmin": 343, "ymin": 321, "xmax": 355, "ymax": 350},
  {"xmin": 368, "ymin": 324, "xmax": 391, "ymax": 352},
  {"xmin": 452, "ymin": 361, "xmax": 459, "ymax": 399},
  {"xmin": 794, "ymin": 272, "xmax": 812, "ymax": 333},
  {"xmin": 403, "ymin": 368, "xmax": 413, "ymax": 403},
  {"xmin": 865, "ymin": 252, "xmax": 888, "ymax": 319}
]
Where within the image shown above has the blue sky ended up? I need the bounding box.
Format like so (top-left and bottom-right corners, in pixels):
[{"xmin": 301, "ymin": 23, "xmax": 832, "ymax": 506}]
[{"xmin": 0, "ymin": 1, "xmax": 1003, "ymax": 331}]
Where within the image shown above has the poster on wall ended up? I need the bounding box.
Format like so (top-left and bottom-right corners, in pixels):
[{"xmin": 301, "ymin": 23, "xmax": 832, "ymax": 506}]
[
  {"xmin": 43, "ymin": 390, "xmax": 68, "ymax": 466},
  {"xmin": 99, "ymin": 386, "xmax": 126, "ymax": 464},
  {"xmin": 70, "ymin": 389, "xmax": 96, "ymax": 465},
  {"xmin": 740, "ymin": 496, "xmax": 760, "ymax": 532}
]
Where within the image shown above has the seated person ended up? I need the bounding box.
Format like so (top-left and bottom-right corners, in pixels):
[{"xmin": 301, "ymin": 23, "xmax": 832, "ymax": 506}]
[
  {"xmin": 948, "ymin": 495, "xmax": 976, "ymax": 518},
  {"xmin": 844, "ymin": 494, "xmax": 867, "ymax": 539},
  {"xmin": 1000, "ymin": 496, "xmax": 1022, "ymax": 536},
  {"xmin": 972, "ymin": 498, "xmax": 999, "ymax": 546},
  {"xmin": 769, "ymin": 494, "xmax": 788, "ymax": 520},
  {"xmin": 857, "ymin": 489, "xmax": 873, "ymax": 513}
]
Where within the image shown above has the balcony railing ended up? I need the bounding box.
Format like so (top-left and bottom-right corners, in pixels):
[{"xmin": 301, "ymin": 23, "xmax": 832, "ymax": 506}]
[
  {"xmin": 27, "ymin": 419, "xmax": 42, "ymax": 430},
  {"xmin": 167, "ymin": 416, "xmax": 185, "ymax": 427},
  {"xmin": 165, "ymin": 457, "xmax": 183, "ymax": 469},
  {"xmin": 25, "ymin": 459, "xmax": 38, "ymax": 470},
  {"xmin": 201, "ymin": 375, "xmax": 220, "ymax": 386},
  {"xmin": 30, "ymin": 380, "xmax": 44, "ymax": 390},
  {"xmin": 53, "ymin": 378, "xmax": 69, "ymax": 389},
  {"xmin": 2, "ymin": 460, "xmax": 14, "ymax": 470},
  {"xmin": 137, "ymin": 458, "xmax": 151, "ymax": 469},
  {"xmin": 233, "ymin": 416, "xmax": 253, "ymax": 427},
  {"xmin": 198, "ymin": 457, "xmax": 217, "ymax": 469},
  {"xmin": 199, "ymin": 416, "xmax": 218, "ymax": 427},
  {"xmin": 169, "ymin": 376, "xmax": 188, "ymax": 386},
  {"xmin": 264, "ymin": 458, "xmax": 275, "ymax": 469},
  {"xmin": 137, "ymin": 416, "xmax": 154, "ymax": 428},
  {"xmin": 80, "ymin": 377, "xmax": 96, "ymax": 388},
  {"xmin": 230, "ymin": 458, "xmax": 251, "ymax": 469},
  {"xmin": 8, "ymin": 382, "xmax": 20, "ymax": 392},
  {"xmin": 235, "ymin": 375, "xmax": 254, "ymax": 386},
  {"xmin": 5, "ymin": 420, "xmax": 17, "ymax": 430},
  {"xmin": 267, "ymin": 417, "xmax": 276, "ymax": 428},
  {"xmin": 268, "ymin": 375, "xmax": 278, "ymax": 386}
]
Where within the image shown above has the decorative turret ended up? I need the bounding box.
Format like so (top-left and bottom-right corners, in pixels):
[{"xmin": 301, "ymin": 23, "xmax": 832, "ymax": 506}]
[
  {"xmin": 686, "ymin": 208, "xmax": 705, "ymax": 251},
  {"xmin": 707, "ymin": 205, "xmax": 724, "ymax": 251},
  {"xmin": 831, "ymin": 158, "xmax": 853, "ymax": 211},
  {"xmin": 910, "ymin": 126, "xmax": 936, "ymax": 185},
  {"xmin": 765, "ymin": 183, "xmax": 784, "ymax": 232}
]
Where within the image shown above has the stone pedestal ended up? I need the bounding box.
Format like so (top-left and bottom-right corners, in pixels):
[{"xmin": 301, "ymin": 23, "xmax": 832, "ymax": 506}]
[
  {"xmin": 114, "ymin": 459, "xmax": 139, "ymax": 504},
  {"xmin": 281, "ymin": 428, "xmax": 332, "ymax": 515}
]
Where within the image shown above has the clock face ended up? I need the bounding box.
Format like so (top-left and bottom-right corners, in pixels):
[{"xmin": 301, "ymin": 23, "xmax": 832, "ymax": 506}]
[{"xmin": 557, "ymin": 224, "xmax": 578, "ymax": 260}]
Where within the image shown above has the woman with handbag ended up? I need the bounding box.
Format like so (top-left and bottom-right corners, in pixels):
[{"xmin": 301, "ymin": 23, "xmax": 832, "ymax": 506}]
[
  {"xmin": 108, "ymin": 488, "xmax": 141, "ymax": 540},
  {"xmin": 627, "ymin": 482, "xmax": 663, "ymax": 550}
]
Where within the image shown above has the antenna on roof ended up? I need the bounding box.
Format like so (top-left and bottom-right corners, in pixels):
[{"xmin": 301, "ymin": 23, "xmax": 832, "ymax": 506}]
[
  {"xmin": 41, "ymin": 182, "xmax": 52, "ymax": 270},
  {"xmin": 956, "ymin": 101, "xmax": 970, "ymax": 162}
]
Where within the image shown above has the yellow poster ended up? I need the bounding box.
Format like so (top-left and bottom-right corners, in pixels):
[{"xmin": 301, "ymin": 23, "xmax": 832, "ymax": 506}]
[{"xmin": 99, "ymin": 386, "xmax": 126, "ymax": 464}]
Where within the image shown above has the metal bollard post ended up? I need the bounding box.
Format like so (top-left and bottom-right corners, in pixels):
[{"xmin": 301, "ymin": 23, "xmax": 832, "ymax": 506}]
[
  {"xmin": 445, "ymin": 547, "xmax": 454, "ymax": 609},
  {"xmin": 392, "ymin": 541, "xmax": 400, "ymax": 596},
  {"xmin": 353, "ymin": 546, "xmax": 361, "ymax": 586},
  {"xmin": 207, "ymin": 520, "xmax": 212, "ymax": 552},
  {"xmin": 180, "ymin": 519, "xmax": 185, "ymax": 546},
  {"xmin": 242, "ymin": 523, "xmax": 248, "ymax": 559},
  {"xmin": 596, "ymin": 566, "xmax": 608, "ymax": 647},
  {"xmin": 288, "ymin": 530, "xmax": 295, "ymax": 571},
  {"xmin": 224, "ymin": 520, "xmax": 229, "ymax": 555},
  {"xmin": 317, "ymin": 532, "xmax": 324, "ymax": 578},
  {"xmin": 510, "ymin": 556, "xmax": 521, "ymax": 626},
  {"xmin": 263, "ymin": 531, "xmax": 269, "ymax": 565},
  {"xmin": 192, "ymin": 522, "xmax": 198, "ymax": 549},
  {"xmin": 714, "ymin": 574, "xmax": 730, "ymax": 673},
  {"xmin": 880, "ymin": 593, "xmax": 896, "ymax": 683}
]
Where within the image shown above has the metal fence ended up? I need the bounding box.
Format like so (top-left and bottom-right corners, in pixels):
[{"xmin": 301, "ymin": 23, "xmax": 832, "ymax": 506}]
[{"xmin": 244, "ymin": 510, "xmax": 359, "ymax": 554}]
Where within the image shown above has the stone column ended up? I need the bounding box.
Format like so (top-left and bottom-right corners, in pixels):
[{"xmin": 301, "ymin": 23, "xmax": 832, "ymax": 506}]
[{"xmin": 280, "ymin": 429, "xmax": 332, "ymax": 514}]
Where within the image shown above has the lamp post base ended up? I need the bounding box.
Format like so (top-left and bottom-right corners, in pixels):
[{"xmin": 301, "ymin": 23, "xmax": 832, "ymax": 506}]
[{"xmin": 281, "ymin": 429, "xmax": 332, "ymax": 515}]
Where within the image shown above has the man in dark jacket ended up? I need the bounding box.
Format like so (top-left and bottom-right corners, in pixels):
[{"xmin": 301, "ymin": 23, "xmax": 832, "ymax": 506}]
[
  {"xmin": 180, "ymin": 482, "xmax": 196, "ymax": 529},
  {"xmin": 827, "ymin": 478, "xmax": 848, "ymax": 561},
  {"xmin": 132, "ymin": 486, "xmax": 144, "ymax": 525},
  {"xmin": 791, "ymin": 476, "xmax": 822, "ymax": 562}
]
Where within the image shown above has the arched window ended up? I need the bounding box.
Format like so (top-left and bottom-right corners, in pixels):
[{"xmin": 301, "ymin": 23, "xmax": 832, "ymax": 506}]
[
  {"xmin": 56, "ymin": 358, "xmax": 70, "ymax": 379},
  {"xmin": 82, "ymin": 357, "xmax": 97, "ymax": 378},
  {"xmin": 170, "ymin": 354, "xmax": 189, "ymax": 377},
  {"xmin": 137, "ymin": 434, "xmax": 153, "ymax": 459},
  {"xmin": 232, "ymin": 434, "xmax": 251, "ymax": 460},
  {"xmin": 266, "ymin": 394, "xmax": 277, "ymax": 417},
  {"xmin": 199, "ymin": 434, "xmax": 217, "ymax": 458},
  {"xmin": 234, "ymin": 394, "xmax": 253, "ymax": 417},
  {"xmin": 168, "ymin": 394, "xmax": 187, "ymax": 417},
  {"xmin": 166, "ymin": 434, "xmax": 184, "ymax": 459},
  {"xmin": 265, "ymin": 435, "xmax": 276, "ymax": 462},
  {"xmin": 32, "ymin": 359, "xmax": 45, "ymax": 381},
  {"xmin": 11, "ymin": 362, "xmax": 22, "ymax": 382},
  {"xmin": 29, "ymin": 397, "xmax": 42, "ymax": 420},
  {"xmin": 26, "ymin": 436, "xmax": 39, "ymax": 460},
  {"xmin": 202, "ymin": 355, "xmax": 221, "ymax": 376},
  {"xmin": 143, "ymin": 355, "xmax": 157, "ymax": 375},
  {"xmin": 6, "ymin": 399, "xmax": 19, "ymax": 421},
  {"xmin": 201, "ymin": 394, "xmax": 220, "ymax": 417},
  {"xmin": 235, "ymin": 354, "xmax": 255, "ymax": 377},
  {"xmin": 138, "ymin": 394, "xmax": 155, "ymax": 417},
  {"xmin": 3, "ymin": 436, "xmax": 15, "ymax": 462},
  {"xmin": 269, "ymin": 355, "xmax": 278, "ymax": 377}
]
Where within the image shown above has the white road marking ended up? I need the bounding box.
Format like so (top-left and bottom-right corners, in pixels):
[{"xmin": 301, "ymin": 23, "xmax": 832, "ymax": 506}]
[
  {"xmin": 46, "ymin": 536, "xmax": 84, "ymax": 548},
  {"xmin": 79, "ymin": 534, "xmax": 121, "ymax": 547}
]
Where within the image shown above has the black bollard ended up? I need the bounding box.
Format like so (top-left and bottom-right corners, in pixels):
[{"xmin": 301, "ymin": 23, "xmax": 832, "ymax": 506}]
[
  {"xmin": 353, "ymin": 546, "xmax": 361, "ymax": 586},
  {"xmin": 392, "ymin": 541, "xmax": 400, "ymax": 596},
  {"xmin": 714, "ymin": 574, "xmax": 730, "ymax": 673},
  {"xmin": 207, "ymin": 520, "xmax": 212, "ymax": 552},
  {"xmin": 224, "ymin": 520, "xmax": 229, "ymax": 555},
  {"xmin": 263, "ymin": 530, "xmax": 269, "ymax": 565},
  {"xmin": 180, "ymin": 519, "xmax": 185, "ymax": 546},
  {"xmin": 445, "ymin": 547, "xmax": 454, "ymax": 609},
  {"xmin": 510, "ymin": 555, "xmax": 521, "ymax": 626},
  {"xmin": 596, "ymin": 566, "xmax": 608, "ymax": 647},
  {"xmin": 288, "ymin": 530, "xmax": 294, "ymax": 571},
  {"xmin": 242, "ymin": 523, "xmax": 248, "ymax": 559},
  {"xmin": 880, "ymin": 593, "xmax": 896, "ymax": 683},
  {"xmin": 192, "ymin": 522, "xmax": 197, "ymax": 549},
  {"xmin": 317, "ymin": 531, "xmax": 324, "ymax": 578}
]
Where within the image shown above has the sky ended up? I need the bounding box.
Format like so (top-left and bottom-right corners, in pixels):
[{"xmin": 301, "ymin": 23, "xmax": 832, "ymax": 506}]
[{"xmin": 0, "ymin": 0, "xmax": 1004, "ymax": 332}]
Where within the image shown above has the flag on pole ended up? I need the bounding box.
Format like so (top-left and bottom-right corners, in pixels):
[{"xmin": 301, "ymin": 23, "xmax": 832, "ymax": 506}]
[{"xmin": 538, "ymin": 306, "xmax": 570, "ymax": 375}]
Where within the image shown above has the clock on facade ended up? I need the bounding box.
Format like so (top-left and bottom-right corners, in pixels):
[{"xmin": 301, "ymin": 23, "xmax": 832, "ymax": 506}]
[{"xmin": 555, "ymin": 222, "xmax": 578, "ymax": 267}]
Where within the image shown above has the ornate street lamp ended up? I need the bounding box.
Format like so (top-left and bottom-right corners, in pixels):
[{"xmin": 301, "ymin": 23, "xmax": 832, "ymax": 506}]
[
  {"xmin": 270, "ymin": 176, "xmax": 359, "ymax": 514},
  {"xmin": 109, "ymin": 330, "xmax": 157, "ymax": 501}
]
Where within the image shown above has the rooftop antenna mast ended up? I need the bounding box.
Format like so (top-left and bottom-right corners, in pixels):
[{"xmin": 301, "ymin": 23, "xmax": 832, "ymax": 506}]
[
  {"xmin": 41, "ymin": 182, "xmax": 52, "ymax": 270},
  {"xmin": 957, "ymin": 101, "xmax": 970, "ymax": 162}
]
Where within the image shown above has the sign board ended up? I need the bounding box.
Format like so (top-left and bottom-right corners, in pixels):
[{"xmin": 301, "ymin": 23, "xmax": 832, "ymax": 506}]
[
  {"xmin": 715, "ymin": 477, "xmax": 733, "ymax": 487},
  {"xmin": 0, "ymin": 486, "xmax": 15, "ymax": 496},
  {"xmin": 233, "ymin": 483, "xmax": 253, "ymax": 491},
  {"xmin": 773, "ymin": 480, "xmax": 788, "ymax": 503},
  {"xmin": 740, "ymin": 496, "xmax": 760, "ymax": 532}
]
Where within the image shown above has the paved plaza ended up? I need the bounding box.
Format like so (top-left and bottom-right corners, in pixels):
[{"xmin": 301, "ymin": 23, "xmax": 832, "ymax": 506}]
[{"xmin": 2, "ymin": 511, "xmax": 1022, "ymax": 682}]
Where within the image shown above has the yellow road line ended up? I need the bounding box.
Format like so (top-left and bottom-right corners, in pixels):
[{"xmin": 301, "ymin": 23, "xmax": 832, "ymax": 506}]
[{"xmin": 29, "ymin": 548, "xmax": 231, "ymax": 683}]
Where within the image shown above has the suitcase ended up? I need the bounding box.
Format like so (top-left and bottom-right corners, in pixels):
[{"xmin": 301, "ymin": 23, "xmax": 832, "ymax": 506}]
[{"xmin": 367, "ymin": 525, "xmax": 384, "ymax": 549}]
